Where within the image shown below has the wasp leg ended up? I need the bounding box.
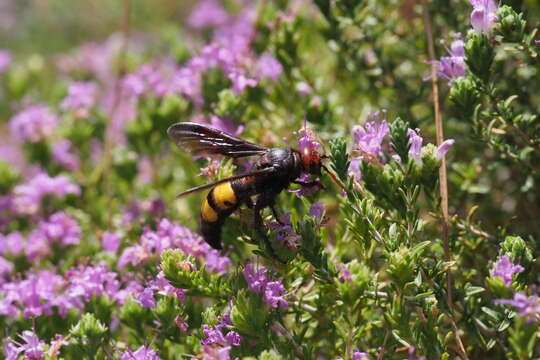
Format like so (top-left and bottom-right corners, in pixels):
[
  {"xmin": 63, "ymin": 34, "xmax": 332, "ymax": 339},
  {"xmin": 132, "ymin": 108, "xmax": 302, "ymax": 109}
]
[
  {"xmin": 253, "ymin": 196, "xmax": 284, "ymax": 263},
  {"xmin": 270, "ymin": 204, "xmax": 284, "ymax": 225},
  {"xmin": 293, "ymin": 179, "xmax": 326, "ymax": 189}
]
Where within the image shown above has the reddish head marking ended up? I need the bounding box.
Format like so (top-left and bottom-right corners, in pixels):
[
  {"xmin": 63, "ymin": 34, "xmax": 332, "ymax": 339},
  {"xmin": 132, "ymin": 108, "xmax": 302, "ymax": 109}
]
[{"xmin": 301, "ymin": 146, "xmax": 322, "ymax": 175}]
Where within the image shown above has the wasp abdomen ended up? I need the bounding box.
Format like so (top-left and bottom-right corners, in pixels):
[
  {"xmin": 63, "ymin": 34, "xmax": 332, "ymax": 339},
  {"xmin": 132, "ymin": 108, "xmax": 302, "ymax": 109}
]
[{"xmin": 200, "ymin": 180, "xmax": 247, "ymax": 249}]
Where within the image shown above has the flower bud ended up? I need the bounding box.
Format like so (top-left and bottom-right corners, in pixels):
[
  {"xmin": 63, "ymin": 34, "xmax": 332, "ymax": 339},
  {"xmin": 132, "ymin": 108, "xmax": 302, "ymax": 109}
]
[
  {"xmin": 449, "ymin": 76, "xmax": 480, "ymax": 117},
  {"xmin": 495, "ymin": 6, "xmax": 526, "ymax": 43},
  {"xmin": 465, "ymin": 32, "xmax": 494, "ymax": 83}
]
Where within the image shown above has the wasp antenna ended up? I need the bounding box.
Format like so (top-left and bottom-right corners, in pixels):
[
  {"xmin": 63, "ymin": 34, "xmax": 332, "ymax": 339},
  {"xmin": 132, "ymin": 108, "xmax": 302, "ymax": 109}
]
[{"xmin": 321, "ymin": 164, "xmax": 348, "ymax": 194}]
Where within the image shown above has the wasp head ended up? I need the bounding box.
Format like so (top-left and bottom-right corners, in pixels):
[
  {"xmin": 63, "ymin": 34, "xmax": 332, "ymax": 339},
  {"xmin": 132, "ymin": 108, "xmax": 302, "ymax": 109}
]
[{"xmin": 298, "ymin": 122, "xmax": 322, "ymax": 175}]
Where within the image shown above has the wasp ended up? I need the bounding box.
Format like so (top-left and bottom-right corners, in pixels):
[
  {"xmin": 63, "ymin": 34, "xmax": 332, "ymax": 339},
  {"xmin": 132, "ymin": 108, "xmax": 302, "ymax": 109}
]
[{"xmin": 168, "ymin": 122, "xmax": 334, "ymax": 251}]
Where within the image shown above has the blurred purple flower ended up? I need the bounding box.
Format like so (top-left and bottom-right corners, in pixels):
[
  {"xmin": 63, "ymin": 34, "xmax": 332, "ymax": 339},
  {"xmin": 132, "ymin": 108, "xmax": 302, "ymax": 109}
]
[
  {"xmin": 200, "ymin": 345, "xmax": 232, "ymax": 360},
  {"xmin": 205, "ymin": 249, "xmax": 232, "ymax": 275},
  {"xmin": 263, "ymin": 281, "xmax": 289, "ymax": 309},
  {"xmin": 309, "ymin": 202, "xmax": 325, "ymax": 222},
  {"xmin": 102, "ymin": 231, "xmax": 121, "ymax": 253},
  {"xmin": 407, "ymin": 128, "xmax": 423, "ymax": 162},
  {"xmin": 188, "ymin": 0, "xmax": 230, "ymax": 29},
  {"xmin": 13, "ymin": 172, "xmax": 80, "ymax": 216},
  {"xmin": 228, "ymin": 70, "xmax": 257, "ymax": 94},
  {"xmin": 491, "ymin": 255, "xmax": 524, "ymax": 286},
  {"xmin": 52, "ymin": 140, "xmax": 80, "ymax": 171},
  {"xmin": 202, "ymin": 325, "xmax": 227, "ymax": 345},
  {"xmin": 296, "ymin": 82, "xmax": 313, "ymax": 96},
  {"xmin": 171, "ymin": 67, "xmax": 203, "ymax": 103},
  {"xmin": 120, "ymin": 345, "xmax": 161, "ymax": 360},
  {"xmin": 65, "ymin": 264, "xmax": 120, "ymax": 304},
  {"xmin": 0, "ymin": 49, "xmax": 11, "ymax": 74},
  {"xmin": 408, "ymin": 347, "xmax": 427, "ymax": 360},
  {"xmin": 136, "ymin": 287, "xmax": 156, "ymax": 308},
  {"xmin": 61, "ymin": 81, "xmax": 98, "ymax": 118},
  {"xmin": 353, "ymin": 351, "xmax": 370, "ymax": 360},
  {"xmin": 0, "ymin": 256, "xmax": 13, "ymax": 279},
  {"xmin": 138, "ymin": 156, "xmax": 154, "ymax": 184},
  {"xmin": 0, "ymin": 231, "xmax": 24, "ymax": 256},
  {"xmin": 435, "ymin": 139, "xmax": 455, "ymax": 159},
  {"xmin": 39, "ymin": 211, "xmax": 81, "ymax": 246},
  {"xmin": 1, "ymin": 270, "xmax": 67, "ymax": 318},
  {"xmin": 496, "ymin": 292, "xmax": 540, "ymax": 322},
  {"xmin": 243, "ymin": 263, "xmax": 268, "ymax": 293},
  {"xmin": 225, "ymin": 331, "xmax": 242, "ymax": 346},
  {"xmin": 210, "ymin": 115, "xmax": 244, "ymax": 136},
  {"xmin": 469, "ymin": 0, "xmax": 498, "ymax": 33},
  {"xmin": 175, "ymin": 315, "xmax": 189, "ymax": 332},
  {"xmin": 256, "ymin": 53, "xmax": 283, "ymax": 81},
  {"xmin": 5, "ymin": 331, "xmax": 45, "ymax": 360},
  {"xmin": 9, "ymin": 105, "xmax": 58, "ymax": 143}
]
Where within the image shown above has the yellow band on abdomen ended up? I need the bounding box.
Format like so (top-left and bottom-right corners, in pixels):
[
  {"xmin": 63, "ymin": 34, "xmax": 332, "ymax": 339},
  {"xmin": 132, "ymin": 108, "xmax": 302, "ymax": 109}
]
[
  {"xmin": 201, "ymin": 199, "xmax": 218, "ymax": 222},
  {"xmin": 212, "ymin": 182, "xmax": 237, "ymax": 210}
]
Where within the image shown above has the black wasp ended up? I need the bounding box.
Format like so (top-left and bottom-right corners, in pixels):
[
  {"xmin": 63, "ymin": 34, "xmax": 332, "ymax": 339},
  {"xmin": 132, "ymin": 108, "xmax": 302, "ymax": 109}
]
[{"xmin": 168, "ymin": 122, "xmax": 331, "ymax": 251}]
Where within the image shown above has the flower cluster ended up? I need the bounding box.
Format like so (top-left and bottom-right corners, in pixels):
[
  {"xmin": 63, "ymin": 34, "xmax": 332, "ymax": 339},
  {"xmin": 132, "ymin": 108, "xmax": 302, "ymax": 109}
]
[{"xmin": 244, "ymin": 264, "xmax": 289, "ymax": 309}]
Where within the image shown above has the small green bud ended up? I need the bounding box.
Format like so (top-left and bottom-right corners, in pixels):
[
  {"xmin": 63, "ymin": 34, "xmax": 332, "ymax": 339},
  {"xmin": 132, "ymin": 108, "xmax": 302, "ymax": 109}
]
[
  {"xmin": 387, "ymin": 246, "xmax": 416, "ymax": 289},
  {"xmin": 69, "ymin": 313, "xmax": 108, "ymax": 358},
  {"xmin": 485, "ymin": 276, "xmax": 513, "ymax": 298},
  {"xmin": 495, "ymin": 6, "xmax": 526, "ymax": 43},
  {"xmin": 449, "ymin": 76, "xmax": 480, "ymax": 118},
  {"xmin": 336, "ymin": 260, "xmax": 371, "ymax": 303},
  {"xmin": 259, "ymin": 349, "xmax": 284, "ymax": 360},
  {"xmin": 501, "ymin": 236, "xmax": 533, "ymax": 266},
  {"xmin": 389, "ymin": 117, "xmax": 411, "ymax": 164},
  {"xmin": 419, "ymin": 144, "xmax": 440, "ymax": 196},
  {"xmin": 161, "ymin": 249, "xmax": 198, "ymax": 290},
  {"xmin": 329, "ymin": 138, "xmax": 350, "ymax": 183},
  {"xmin": 231, "ymin": 290, "xmax": 269, "ymax": 336},
  {"xmin": 465, "ymin": 32, "xmax": 494, "ymax": 83}
]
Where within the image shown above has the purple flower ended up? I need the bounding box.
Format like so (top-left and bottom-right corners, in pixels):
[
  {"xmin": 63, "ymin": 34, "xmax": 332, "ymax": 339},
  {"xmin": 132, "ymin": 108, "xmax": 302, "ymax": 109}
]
[
  {"xmin": 228, "ymin": 70, "xmax": 257, "ymax": 94},
  {"xmin": 9, "ymin": 104, "xmax": 59, "ymax": 143},
  {"xmin": 188, "ymin": 0, "xmax": 230, "ymax": 29},
  {"xmin": 429, "ymin": 34, "xmax": 466, "ymax": 84},
  {"xmin": 352, "ymin": 351, "xmax": 370, "ymax": 360},
  {"xmin": 408, "ymin": 347, "xmax": 427, "ymax": 360},
  {"xmin": 136, "ymin": 287, "xmax": 156, "ymax": 308},
  {"xmin": 289, "ymin": 173, "xmax": 321, "ymax": 198},
  {"xmin": 0, "ymin": 231, "xmax": 24, "ymax": 256},
  {"xmin": 102, "ymin": 231, "xmax": 121, "ymax": 253},
  {"xmin": 243, "ymin": 264, "xmax": 268, "ymax": 293},
  {"xmin": 13, "ymin": 172, "xmax": 80, "ymax": 216},
  {"xmin": 0, "ymin": 256, "xmax": 13, "ymax": 279},
  {"xmin": 52, "ymin": 140, "xmax": 81, "ymax": 171},
  {"xmin": 5, "ymin": 331, "xmax": 45, "ymax": 360},
  {"xmin": 309, "ymin": 202, "xmax": 325, "ymax": 222},
  {"xmin": 263, "ymin": 281, "xmax": 289, "ymax": 309},
  {"xmin": 348, "ymin": 158, "xmax": 362, "ymax": 181},
  {"xmin": 496, "ymin": 292, "xmax": 540, "ymax": 322},
  {"xmin": 351, "ymin": 112, "xmax": 389, "ymax": 158},
  {"xmin": 225, "ymin": 331, "xmax": 242, "ymax": 346},
  {"xmin": 38, "ymin": 211, "xmax": 81, "ymax": 246},
  {"xmin": 296, "ymin": 82, "xmax": 312, "ymax": 96},
  {"xmin": 267, "ymin": 213, "xmax": 301, "ymax": 245},
  {"xmin": 1, "ymin": 270, "xmax": 67, "ymax": 318},
  {"xmin": 0, "ymin": 49, "xmax": 11, "ymax": 74},
  {"xmin": 298, "ymin": 122, "xmax": 322, "ymax": 153},
  {"xmin": 121, "ymin": 345, "xmax": 161, "ymax": 360},
  {"xmin": 205, "ymin": 249, "xmax": 232, "ymax": 275},
  {"xmin": 171, "ymin": 67, "xmax": 203, "ymax": 103},
  {"xmin": 491, "ymin": 255, "xmax": 524, "ymax": 286},
  {"xmin": 469, "ymin": 0, "xmax": 498, "ymax": 33},
  {"xmin": 435, "ymin": 139, "xmax": 455, "ymax": 159},
  {"xmin": 61, "ymin": 81, "xmax": 98, "ymax": 117},
  {"xmin": 407, "ymin": 128, "xmax": 423, "ymax": 162},
  {"xmin": 256, "ymin": 53, "xmax": 283, "ymax": 81},
  {"xmin": 66, "ymin": 264, "xmax": 120, "ymax": 304},
  {"xmin": 202, "ymin": 325, "xmax": 228, "ymax": 345},
  {"xmin": 152, "ymin": 271, "xmax": 186, "ymax": 301},
  {"xmin": 201, "ymin": 345, "xmax": 232, "ymax": 360},
  {"xmin": 175, "ymin": 315, "xmax": 189, "ymax": 332},
  {"xmin": 210, "ymin": 115, "xmax": 245, "ymax": 136}
]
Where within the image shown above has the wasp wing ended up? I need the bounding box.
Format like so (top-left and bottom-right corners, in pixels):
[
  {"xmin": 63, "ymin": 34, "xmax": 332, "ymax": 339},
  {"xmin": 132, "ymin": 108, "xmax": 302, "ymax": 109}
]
[
  {"xmin": 167, "ymin": 122, "xmax": 268, "ymax": 158},
  {"xmin": 176, "ymin": 167, "xmax": 275, "ymax": 198}
]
